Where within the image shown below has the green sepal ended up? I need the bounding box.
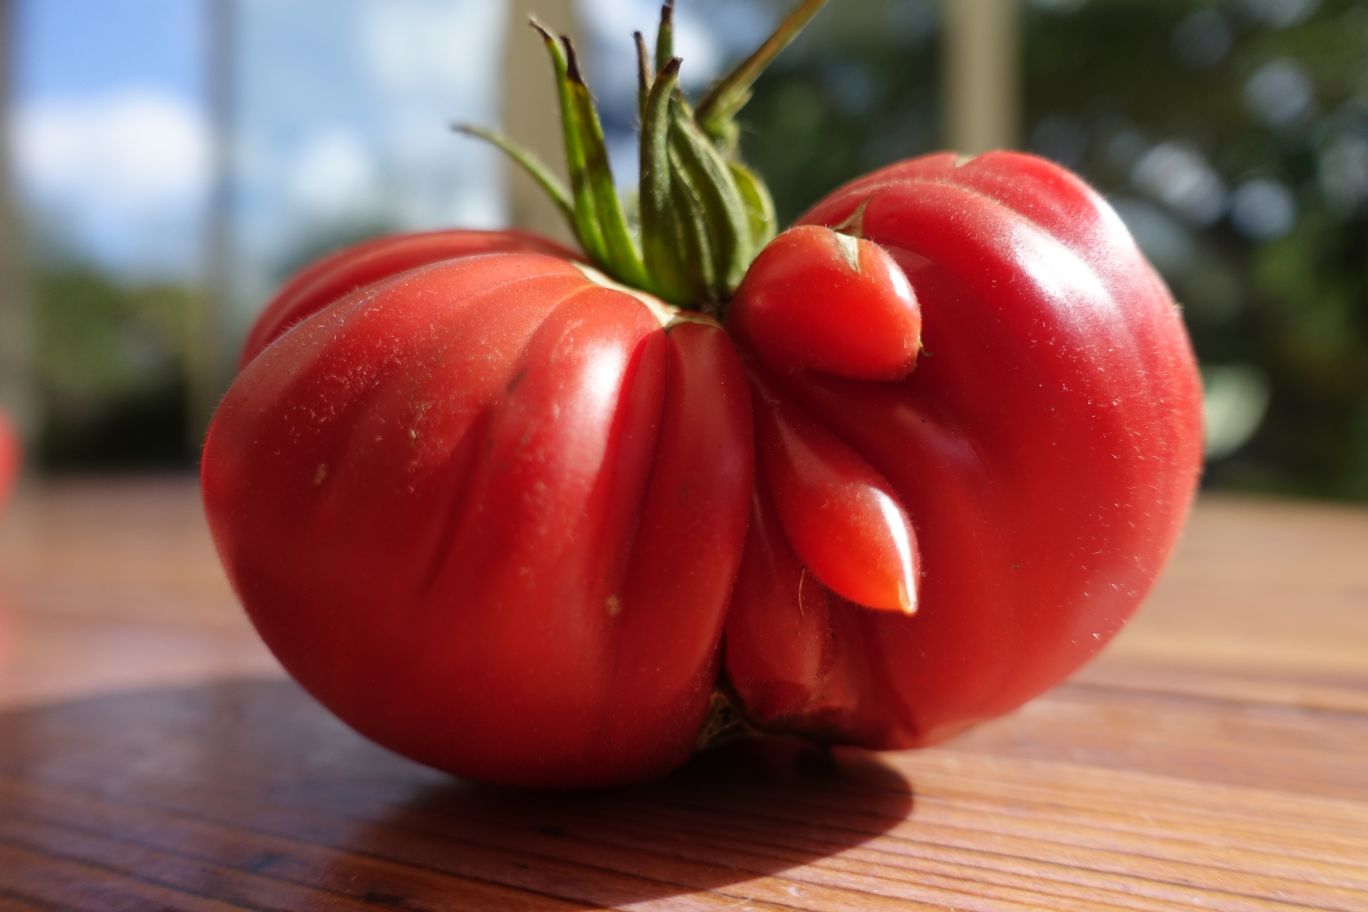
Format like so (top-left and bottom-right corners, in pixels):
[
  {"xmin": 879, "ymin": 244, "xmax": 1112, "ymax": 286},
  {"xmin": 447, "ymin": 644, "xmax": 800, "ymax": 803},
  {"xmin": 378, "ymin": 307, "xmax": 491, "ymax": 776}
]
[
  {"xmin": 695, "ymin": 0, "xmax": 829, "ymax": 140},
  {"xmin": 654, "ymin": 0, "xmax": 676, "ymax": 77},
  {"xmin": 559, "ymin": 39, "xmax": 649, "ymax": 288},
  {"xmin": 634, "ymin": 31, "xmax": 652, "ymax": 120},
  {"xmin": 669, "ymin": 114, "xmax": 753, "ymax": 296},
  {"xmin": 703, "ymin": 97, "xmax": 746, "ymax": 157},
  {"xmin": 667, "ymin": 148, "xmax": 718, "ymax": 306},
  {"xmin": 729, "ymin": 160, "xmax": 777, "ymax": 252},
  {"xmin": 530, "ymin": 20, "xmax": 608, "ymax": 265},
  {"xmin": 457, "ymin": 1, "xmax": 829, "ymax": 310},
  {"xmin": 638, "ymin": 58, "xmax": 692, "ymax": 304}
]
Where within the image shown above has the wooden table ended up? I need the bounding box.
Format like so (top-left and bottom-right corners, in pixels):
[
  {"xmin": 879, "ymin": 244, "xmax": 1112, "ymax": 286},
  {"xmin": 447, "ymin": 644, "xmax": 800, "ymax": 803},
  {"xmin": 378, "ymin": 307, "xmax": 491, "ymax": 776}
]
[{"xmin": 1, "ymin": 479, "xmax": 1365, "ymax": 911}]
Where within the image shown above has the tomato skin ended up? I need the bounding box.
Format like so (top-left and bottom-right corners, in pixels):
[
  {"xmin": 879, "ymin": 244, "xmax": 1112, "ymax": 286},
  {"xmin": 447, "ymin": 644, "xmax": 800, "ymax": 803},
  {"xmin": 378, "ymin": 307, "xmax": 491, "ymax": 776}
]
[
  {"xmin": 723, "ymin": 151, "xmax": 1203, "ymax": 748},
  {"xmin": 747, "ymin": 367, "xmax": 918, "ymax": 615},
  {"xmin": 730, "ymin": 226, "xmax": 923, "ymax": 616},
  {"xmin": 203, "ymin": 243, "xmax": 753, "ymax": 787},
  {"xmin": 239, "ymin": 230, "xmax": 577, "ymax": 368},
  {"xmin": 730, "ymin": 225, "xmax": 921, "ymax": 382}
]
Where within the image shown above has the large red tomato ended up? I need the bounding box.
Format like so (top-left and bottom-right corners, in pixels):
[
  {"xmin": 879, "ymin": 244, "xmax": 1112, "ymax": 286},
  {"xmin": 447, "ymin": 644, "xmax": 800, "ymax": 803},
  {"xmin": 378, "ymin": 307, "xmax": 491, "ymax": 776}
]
[{"xmin": 202, "ymin": 3, "xmax": 1202, "ymax": 786}]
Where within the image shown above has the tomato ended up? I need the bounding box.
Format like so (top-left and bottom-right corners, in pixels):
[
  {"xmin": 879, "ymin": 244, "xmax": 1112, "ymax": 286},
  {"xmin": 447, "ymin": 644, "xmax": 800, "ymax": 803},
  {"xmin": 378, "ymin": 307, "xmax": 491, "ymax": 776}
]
[{"xmin": 202, "ymin": 3, "xmax": 1201, "ymax": 787}]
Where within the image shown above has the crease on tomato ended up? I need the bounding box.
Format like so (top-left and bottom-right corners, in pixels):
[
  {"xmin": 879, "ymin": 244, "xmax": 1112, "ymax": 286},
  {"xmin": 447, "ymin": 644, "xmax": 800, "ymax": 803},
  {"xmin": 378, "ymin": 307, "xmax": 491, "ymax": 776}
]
[
  {"xmin": 731, "ymin": 356, "xmax": 1018, "ymax": 747},
  {"xmin": 402, "ymin": 288, "xmax": 662, "ymax": 775},
  {"xmin": 723, "ymin": 465, "xmax": 901, "ymax": 746},
  {"xmin": 302, "ymin": 270, "xmax": 592, "ymax": 599},
  {"xmin": 587, "ymin": 319, "xmax": 754, "ymax": 779}
]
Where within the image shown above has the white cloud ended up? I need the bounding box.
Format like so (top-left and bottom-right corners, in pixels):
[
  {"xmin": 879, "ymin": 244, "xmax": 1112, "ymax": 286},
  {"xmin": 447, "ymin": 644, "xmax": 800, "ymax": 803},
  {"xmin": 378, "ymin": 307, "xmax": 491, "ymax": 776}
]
[
  {"xmin": 359, "ymin": 0, "xmax": 504, "ymax": 99},
  {"xmin": 226, "ymin": 1, "xmax": 514, "ymax": 316},
  {"xmin": 288, "ymin": 128, "xmax": 379, "ymax": 219},
  {"xmin": 14, "ymin": 88, "xmax": 209, "ymax": 221},
  {"xmin": 348, "ymin": 1, "xmax": 508, "ymax": 231}
]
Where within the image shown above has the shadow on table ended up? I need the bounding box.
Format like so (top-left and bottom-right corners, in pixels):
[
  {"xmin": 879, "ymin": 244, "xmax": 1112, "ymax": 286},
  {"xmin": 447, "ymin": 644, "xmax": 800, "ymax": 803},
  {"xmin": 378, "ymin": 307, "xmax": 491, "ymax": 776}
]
[
  {"xmin": 0, "ymin": 678, "xmax": 912, "ymax": 910},
  {"xmin": 349, "ymin": 735, "xmax": 914, "ymax": 908}
]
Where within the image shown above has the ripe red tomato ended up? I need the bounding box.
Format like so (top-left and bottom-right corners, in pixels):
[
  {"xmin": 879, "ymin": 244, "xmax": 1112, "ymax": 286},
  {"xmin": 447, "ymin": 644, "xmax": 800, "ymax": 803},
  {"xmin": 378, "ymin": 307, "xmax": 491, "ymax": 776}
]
[{"xmin": 202, "ymin": 6, "xmax": 1202, "ymax": 787}]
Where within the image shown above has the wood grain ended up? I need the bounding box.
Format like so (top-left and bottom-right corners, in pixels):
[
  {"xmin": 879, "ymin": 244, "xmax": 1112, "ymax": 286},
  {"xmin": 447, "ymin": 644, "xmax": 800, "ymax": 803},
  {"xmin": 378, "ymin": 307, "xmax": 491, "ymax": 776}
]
[{"xmin": 0, "ymin": 480, "xmax": 1366, "ymax": 911}]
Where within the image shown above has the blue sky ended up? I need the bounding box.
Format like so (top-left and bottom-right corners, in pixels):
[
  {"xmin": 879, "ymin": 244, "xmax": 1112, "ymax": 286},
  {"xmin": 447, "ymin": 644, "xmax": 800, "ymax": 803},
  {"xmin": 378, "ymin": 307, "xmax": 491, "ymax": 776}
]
[
  {"xmin": 11, "ymin": 0, "xmax": 510, "ymax": 314},
  {"xmin": 9, "ymin": 0, "xmax": 753, "ymax": 323},
  {"xmin": 13, "ymin": 0, "xmax": 211, "ymax": 276},
  {"xmin": 15, "ymin": 0, "xmax": 203, "ymax": 101}
]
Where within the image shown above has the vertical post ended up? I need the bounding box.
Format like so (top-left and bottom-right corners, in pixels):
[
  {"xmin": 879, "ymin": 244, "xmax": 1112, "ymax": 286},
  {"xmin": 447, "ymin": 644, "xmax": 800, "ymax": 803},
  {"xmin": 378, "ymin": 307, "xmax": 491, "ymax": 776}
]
[
  {"xmin": 0, "ymin": 0, "xmax": 35, "ymax": 447},
  {"xmin": 190, "ymin": 0, "xmax": 237, "ymax": 445},
  {"xmin": 941, "ymin": 0, "xmax": 1020, "ymax": 154},
  {"xmin": 504, "ymin": 0, "xmax": 578, "ymax": 242},
  {"xmin": 186, "ymin": 0, "xmax": 236, "ymax": 448}
]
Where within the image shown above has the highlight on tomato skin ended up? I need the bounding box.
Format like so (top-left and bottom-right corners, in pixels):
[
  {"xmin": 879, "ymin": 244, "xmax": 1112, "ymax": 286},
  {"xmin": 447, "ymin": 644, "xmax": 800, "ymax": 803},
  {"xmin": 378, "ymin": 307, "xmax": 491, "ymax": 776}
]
[{"xmin": 239, "ymin": 230, "xmax": 578, "ymax": 368}]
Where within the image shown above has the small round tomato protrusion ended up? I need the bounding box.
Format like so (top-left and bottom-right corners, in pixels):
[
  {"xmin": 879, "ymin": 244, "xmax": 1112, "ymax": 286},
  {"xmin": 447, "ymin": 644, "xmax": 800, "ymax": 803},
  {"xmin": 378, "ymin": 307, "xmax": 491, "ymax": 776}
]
[{"xmin": 729, "ymin": 225, "xmax": 922, "ymax": 381}]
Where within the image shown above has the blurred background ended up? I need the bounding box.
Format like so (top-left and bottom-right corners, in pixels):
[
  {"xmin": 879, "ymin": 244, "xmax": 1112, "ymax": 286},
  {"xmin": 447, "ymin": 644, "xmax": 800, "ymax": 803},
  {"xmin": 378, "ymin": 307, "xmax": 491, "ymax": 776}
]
[{"xmin": 0, "ymin": 0, "xmax": 1365, "ymax": 498}]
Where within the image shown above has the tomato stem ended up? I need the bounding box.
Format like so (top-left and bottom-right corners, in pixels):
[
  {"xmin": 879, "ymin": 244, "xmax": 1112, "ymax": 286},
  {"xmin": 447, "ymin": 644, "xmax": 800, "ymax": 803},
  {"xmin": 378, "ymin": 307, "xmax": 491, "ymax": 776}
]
[
  {"xmin": 462, "ymin": 1, "xmax": 828, "ymax": 310},
  {"xmin": 694, "ymin": 688, "xmax": 762, "ymax": 751}
]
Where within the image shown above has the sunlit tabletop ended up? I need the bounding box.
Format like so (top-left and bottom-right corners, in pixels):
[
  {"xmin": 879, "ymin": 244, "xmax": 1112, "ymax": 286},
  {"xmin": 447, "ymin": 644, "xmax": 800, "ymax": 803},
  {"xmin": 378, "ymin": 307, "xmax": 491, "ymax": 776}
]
[{"xmin": 1, "ymin": 479, "xmax": 1366, "ymax": 911}]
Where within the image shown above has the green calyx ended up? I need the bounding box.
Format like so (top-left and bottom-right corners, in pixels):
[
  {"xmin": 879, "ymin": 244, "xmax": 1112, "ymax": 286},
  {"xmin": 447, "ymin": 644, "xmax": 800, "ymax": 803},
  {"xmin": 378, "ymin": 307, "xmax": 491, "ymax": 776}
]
[{"xmin": 457, "ymin": 0, "xmax": 829, "ymax": 313}]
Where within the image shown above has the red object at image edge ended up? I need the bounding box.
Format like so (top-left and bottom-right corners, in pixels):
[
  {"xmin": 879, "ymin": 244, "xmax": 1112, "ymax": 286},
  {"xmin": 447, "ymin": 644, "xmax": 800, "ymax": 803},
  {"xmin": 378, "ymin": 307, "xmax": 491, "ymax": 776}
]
[{"xmin": 0, "ymin": 411, "xmax": 18, "ymax": 510}]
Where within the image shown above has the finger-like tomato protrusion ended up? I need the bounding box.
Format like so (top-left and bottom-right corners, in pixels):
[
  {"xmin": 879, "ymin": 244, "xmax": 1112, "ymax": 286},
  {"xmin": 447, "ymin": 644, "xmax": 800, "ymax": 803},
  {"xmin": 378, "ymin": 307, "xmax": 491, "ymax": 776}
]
[{"xmin": 750, "ymin": 371, "xmax": 918, "ymax": 615}]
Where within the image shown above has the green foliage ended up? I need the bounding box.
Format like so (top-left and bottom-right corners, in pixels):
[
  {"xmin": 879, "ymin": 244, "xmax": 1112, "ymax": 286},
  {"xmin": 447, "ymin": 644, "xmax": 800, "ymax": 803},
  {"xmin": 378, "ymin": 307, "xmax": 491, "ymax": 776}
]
[
  {"xmin": 32, "ymin": 260, "xmax": 195, "ymax": 469},
  {"xmin": 738, "ymin": 0, "xmax": 940, "ymax": 223},
  {"xmin": 1022, "ymin": 0, "xmax": 1368, "ymax": 499}
]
